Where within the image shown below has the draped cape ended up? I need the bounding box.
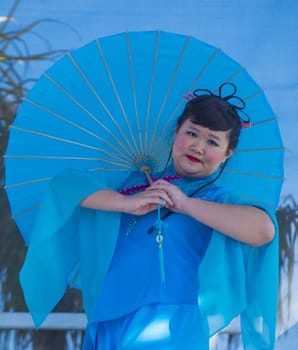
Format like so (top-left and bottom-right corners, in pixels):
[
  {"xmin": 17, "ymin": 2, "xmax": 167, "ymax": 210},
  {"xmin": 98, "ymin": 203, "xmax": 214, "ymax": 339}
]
[{"xmin": 19, "ymin": 168, "xmax": 278, "ymax": 349}]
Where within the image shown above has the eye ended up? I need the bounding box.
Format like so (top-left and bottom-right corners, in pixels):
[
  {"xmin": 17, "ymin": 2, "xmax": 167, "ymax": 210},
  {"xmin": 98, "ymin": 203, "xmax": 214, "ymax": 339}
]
[
  {"xmin": 207, "ymin": 139, "xmax": 220, "ymax": 147},
  {"xmin": 186, "ymin": 130, "xmax": 197, "ymax": 137}
]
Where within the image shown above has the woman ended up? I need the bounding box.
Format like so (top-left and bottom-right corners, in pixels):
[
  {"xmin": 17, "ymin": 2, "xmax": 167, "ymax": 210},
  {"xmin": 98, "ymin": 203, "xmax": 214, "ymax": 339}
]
[
  {"xmin": 19, "ymin": 88, "xmax": 278, "ymax": 350},
  {"xmin": 79, "ymin": 92, "xmax": 276, "ymax": 349}
]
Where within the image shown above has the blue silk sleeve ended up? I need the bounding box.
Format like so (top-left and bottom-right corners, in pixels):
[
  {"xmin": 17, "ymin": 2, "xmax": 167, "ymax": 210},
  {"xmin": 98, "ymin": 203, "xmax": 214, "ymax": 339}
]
[
  {"xmin": 19, "ymin": 169, "xmax": 128, "ymax": 328},
  {"xmin": 198, "ymin": 189, "xmax": 278, "ymax": 350}
]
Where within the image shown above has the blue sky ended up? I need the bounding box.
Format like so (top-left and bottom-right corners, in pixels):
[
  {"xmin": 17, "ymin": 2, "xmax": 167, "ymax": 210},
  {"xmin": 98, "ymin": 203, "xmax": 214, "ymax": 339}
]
[{"xmin": 1, "ymin": 0, "xmax": 298, "ymax": 198}]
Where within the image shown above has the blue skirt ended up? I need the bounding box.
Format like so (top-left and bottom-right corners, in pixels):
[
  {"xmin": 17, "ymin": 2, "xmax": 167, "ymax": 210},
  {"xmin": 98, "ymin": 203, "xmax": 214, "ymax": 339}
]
[{"xmin": 82, "ymin": 303, "xmax": 209, "ymax": 350}]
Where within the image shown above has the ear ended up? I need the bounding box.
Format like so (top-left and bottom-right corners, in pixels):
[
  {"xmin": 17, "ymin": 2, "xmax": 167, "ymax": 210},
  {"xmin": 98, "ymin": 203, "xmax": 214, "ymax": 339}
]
[{"xmin": 225, "ymin": 148, "xmax": 234, "ymax": 160}]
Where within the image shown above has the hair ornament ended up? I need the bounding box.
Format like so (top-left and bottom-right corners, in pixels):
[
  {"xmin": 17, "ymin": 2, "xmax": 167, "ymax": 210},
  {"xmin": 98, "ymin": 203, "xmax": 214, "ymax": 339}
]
[
  {"xmin": 183, "ymin": 91, "xmax": 196, "ymax": 101},
  {"xmin": 184, "ymin": 82, "xmax": 252, "ymax": 128}
]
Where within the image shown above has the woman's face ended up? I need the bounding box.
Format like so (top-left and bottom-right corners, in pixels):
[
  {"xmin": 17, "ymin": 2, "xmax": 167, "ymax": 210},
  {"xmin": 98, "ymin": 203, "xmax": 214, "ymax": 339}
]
[{"xmin": 172, "ymin": 119, "xmax": 233, "ymax": 178}]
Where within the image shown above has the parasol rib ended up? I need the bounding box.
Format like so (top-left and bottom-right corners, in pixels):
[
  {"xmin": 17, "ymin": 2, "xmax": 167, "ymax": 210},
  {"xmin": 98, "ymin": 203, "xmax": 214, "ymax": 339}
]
[
  {"xmin": 23, "ymin": 97, "xmax": 134, "ymax": 163},
  {"xmin": 4, "ymin": 177, "xmax": 52, "ymax": 189},
  {"xmin": 144, "ymin": 30, "xmax": 160, "ymax": 151},
  {"xmin": 235, "ymin": 147, "xmax": 284, "ymax": 153},
  {"xmin": 4, "ymin": 154, "xmax": 131, "ymax": 167},
  {"xmin": 235, "ymin": 194, "xmax": 276, "ymax": 210},
  {"xmin": 219, "ymin": 67, "xmax": 245, "ymax": 89},
  {"xmin": 9, "ymin": 125, "xmax": 125, "ymax": 153},
  {"xmin": 11, "ymin": 203, "xmax": 41, "ymax": 220},
  {"xmin": 5, "ymin": 164, "xmax": 127, "ymax": 191},
  {"xmin": 155, "ymin": 47, "xmax": 222, "ymax": 146},
  {"xmin": 223, "ymin": 169, "xmax": 285, "ymax": 181},
  {"xmin": 88, "ymin": 166, "xmax": 129, "ymax": 172},
  {"xmin": 252, "ymin": 117, "xmax": 280, "ymax": 126},
  {"xmin": 242, "ymin": 89, "xmax": 263, "ymax": 103},
  {"xmin": 148, "ymin": 35, "xmax": 191, "ymax": 154},
  {"xmin": 211, "ymin": 67, "xmax": 245, "ymax": 96},
  {"xmin": 8, "ymin": 126, "xmax": 134, "ymax": 169},
  {"xmin": 94, "ymin": 39, "xmax": 139, "ymax": 157},
  {"xmin": 126, "ymin": 31, "xmax": 144, "ymax": 154},
  {"xmin": 43, "ymin": 72, "xmax": 136, "ymax": 160}
]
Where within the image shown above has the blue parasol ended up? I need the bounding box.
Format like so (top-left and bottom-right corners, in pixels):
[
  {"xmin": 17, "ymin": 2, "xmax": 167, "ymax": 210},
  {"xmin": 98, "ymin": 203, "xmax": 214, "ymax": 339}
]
[{"xmin": 4, "ymin": 30, "xmax": 284, "ymax": 243}]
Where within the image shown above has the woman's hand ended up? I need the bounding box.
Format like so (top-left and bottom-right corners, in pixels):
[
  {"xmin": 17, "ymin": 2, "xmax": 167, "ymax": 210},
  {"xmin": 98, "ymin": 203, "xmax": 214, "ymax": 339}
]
[
  {"xmin": 122, "ymin": 188, "xmax": 174, "ymax": 215},
  {"xmin": 80, "ymin": 187, "xmax": 173, "ymax": 216},
  {"xmin": 147, "ymin": 180, "xmax": 189, "ymax": 213}
]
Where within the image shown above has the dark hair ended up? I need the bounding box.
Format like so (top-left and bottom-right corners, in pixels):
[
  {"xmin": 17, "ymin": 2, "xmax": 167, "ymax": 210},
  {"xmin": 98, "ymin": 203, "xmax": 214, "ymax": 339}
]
[{"xmin": 176, "ymin": 94, "xmax": 241, "ymax": 150}]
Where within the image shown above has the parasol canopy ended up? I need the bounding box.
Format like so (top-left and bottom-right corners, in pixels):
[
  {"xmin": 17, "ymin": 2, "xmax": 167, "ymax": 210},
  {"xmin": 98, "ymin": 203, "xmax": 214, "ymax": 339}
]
[{"xmin": 4, "ymin": 30, "xmax": 284, "ymax": 243}]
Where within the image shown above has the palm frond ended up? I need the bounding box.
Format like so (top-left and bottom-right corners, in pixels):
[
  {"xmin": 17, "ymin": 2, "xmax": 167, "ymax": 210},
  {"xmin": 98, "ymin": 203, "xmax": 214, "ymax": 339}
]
[{"xmin": 277, "ymin": 194, "xmax": 298, "ymax": 325}]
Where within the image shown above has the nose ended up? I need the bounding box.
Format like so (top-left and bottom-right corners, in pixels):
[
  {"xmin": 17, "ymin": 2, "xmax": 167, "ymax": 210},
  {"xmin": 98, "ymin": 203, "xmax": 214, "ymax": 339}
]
[{"xmin": 190, "ymin": 140, "xmax": 204, "ymax": 154}]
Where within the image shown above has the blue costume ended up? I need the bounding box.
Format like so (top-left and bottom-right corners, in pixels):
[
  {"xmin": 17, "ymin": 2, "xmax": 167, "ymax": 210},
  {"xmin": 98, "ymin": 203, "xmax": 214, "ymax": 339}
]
[{"xmin": 19, "ymin": 164, "xmax": 279, "ymax": 349}]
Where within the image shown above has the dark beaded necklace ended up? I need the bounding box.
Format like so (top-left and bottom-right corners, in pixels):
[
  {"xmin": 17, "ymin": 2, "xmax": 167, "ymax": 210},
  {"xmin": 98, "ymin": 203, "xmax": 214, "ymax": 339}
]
[{"xmin": 119, "ymin": 175, "xmax": 182, "ymax": 195}]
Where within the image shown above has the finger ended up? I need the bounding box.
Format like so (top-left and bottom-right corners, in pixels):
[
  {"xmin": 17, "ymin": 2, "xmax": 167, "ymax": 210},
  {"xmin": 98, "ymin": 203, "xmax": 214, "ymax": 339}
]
[
  {"xmin": 157, "ymin": 190, "xmax": 173, "ymax": 206},
  {"xmin": 142, "ymin": 195, "xmax": 168, "ymax": 207},
  {"xmin": 152, "ymin": 179, "xmax": 169, "ymax": 186},
  {"xmin": 146, "ymin": 188, "xmax": 173, "ymax": 204},
  {"xmin": 146, "ymin": 184, "xmax": 168, "ymax": 192},
  {"xmin": 156, "ymin": 179, "xmax": 169, "ymax": 184},
  {"xmin": 145, "ymin": 189, "xmax": 173, "ymax": 206}
]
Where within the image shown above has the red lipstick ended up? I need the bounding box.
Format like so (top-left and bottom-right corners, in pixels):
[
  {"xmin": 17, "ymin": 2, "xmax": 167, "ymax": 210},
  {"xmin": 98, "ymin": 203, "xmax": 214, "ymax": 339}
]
[{"xmin": 186, "ymin": 155, "xmax": 200, "ymax": 163}]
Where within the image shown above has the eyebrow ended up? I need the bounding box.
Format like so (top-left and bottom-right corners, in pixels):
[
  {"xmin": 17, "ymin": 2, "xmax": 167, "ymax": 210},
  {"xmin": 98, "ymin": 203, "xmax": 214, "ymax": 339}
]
[
  {"xmin": 207, "ymin": 133, "xmax": 222, "ymax": 142},
  {"xmin": 188, "ymin": 124, "xmax": 224, "ymax": 142}
]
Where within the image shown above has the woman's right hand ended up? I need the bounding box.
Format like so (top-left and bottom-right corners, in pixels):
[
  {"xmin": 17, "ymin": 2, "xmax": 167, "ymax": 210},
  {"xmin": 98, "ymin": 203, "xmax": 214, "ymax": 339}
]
[
  {"xmin": 80, "ymin": 188, "xmax": 173, "ymax": 215},
  {"xmin": 121, "ymin": 188, "xmax": 173, "ymax": 215}
]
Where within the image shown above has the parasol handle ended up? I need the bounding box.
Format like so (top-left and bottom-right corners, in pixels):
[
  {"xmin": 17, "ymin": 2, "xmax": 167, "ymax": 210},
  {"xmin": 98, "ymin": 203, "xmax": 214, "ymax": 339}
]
[{"xmin": 140, "ymin": 166, "xmax": 153, "ymax": 185}]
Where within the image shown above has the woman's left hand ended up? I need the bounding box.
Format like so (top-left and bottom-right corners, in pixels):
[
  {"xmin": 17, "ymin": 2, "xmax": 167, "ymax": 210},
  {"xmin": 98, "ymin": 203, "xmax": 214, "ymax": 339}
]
[{"xmin": 147, "ymin": 180, "xmax": 188, "ymax": 213}]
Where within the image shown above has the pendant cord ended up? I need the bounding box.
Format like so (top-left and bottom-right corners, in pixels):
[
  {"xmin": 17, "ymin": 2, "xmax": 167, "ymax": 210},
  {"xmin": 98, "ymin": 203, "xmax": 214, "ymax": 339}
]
[
  {"xmin": 154, "ymin": 204, "xmax": 166, "ymax": 285},
  {"xmin": 141, "ymin": 165, "xmax": 168, "ymax": 285}
]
